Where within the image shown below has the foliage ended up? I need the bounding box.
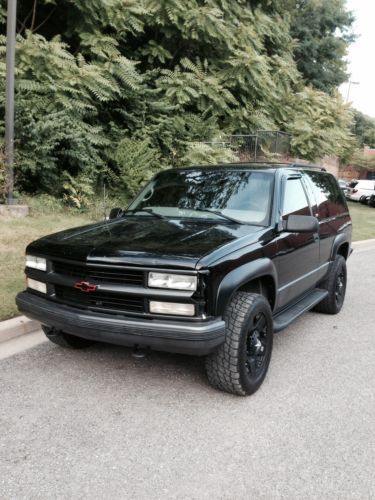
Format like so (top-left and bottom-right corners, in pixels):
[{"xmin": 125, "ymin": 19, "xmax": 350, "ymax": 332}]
[
  {"xmin": 0, "ymin": 0, "xmax": 356, "ymax": 197},
  {"xmin": 290, "ymin": 0, "xmax": 355, "ymax": 94},
  {"xmin": 351, "ymin": 110, "xmax": 375, "ymax": 149},
  {"xmin": 286, "ymin": 87, "xmax": 354, "ymax": 160},
  {"xmin": 20, "ymin": 193, "xmax": 66, "ymax": 215},
  {"xmin": 110, "ymin": 137, "xmax": 161, "ymax": 198},
  {"xmin": 349, "ymin": 150, "xmax": 375, "ymax": 172},
  {"xmin": 62, "ymin": 172, "xmax": 95, "ymax": 209},
  {"xmin": 181, "ymin": 142, "xmax": 238, "ymax": 166}
]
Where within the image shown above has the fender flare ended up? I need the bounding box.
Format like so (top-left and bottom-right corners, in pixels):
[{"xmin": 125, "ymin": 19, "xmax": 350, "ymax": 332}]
[
  {"xmin": 215, "ymin": 258, "xmax": 278, "ymax": 316},
  {"xmin": 330, "ymin": 233, "xmax": 350, "ymax": 261}
]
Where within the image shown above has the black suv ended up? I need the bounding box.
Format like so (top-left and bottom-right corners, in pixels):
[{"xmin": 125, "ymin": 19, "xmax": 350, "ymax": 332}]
[{"xmin": 17, "ymin": 163, "xmax": 352, "ymax": 396}]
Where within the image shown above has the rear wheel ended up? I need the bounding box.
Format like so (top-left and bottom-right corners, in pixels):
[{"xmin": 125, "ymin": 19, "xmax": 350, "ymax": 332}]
[
  {"xmin": 314, "ymin": 255, "xmax": 347, "ymax": 314},
  {"xmin": 205, "ymin": 292, "xmax": 273, "ymax": 396},
  {"xmin": 42, "ymin": 326, "xmax": 94, "ymax": 349}
]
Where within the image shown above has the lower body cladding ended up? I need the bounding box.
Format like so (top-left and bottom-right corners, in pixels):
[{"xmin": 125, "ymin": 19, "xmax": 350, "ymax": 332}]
[{"xmin": 16, "ymin": 291, "xmax": 225, "ymax": 356}]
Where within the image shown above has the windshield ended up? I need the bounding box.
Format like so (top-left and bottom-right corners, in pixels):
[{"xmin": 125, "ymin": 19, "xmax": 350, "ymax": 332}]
[{"xmin": 127, "ymin": 169, "xmax": 274, "ymax": 225}]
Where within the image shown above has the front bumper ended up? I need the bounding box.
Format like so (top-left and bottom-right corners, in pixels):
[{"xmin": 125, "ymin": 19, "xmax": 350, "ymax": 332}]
[{"xmin": 16, "ymin": 291, "xmax": 225, "ymax": 355}]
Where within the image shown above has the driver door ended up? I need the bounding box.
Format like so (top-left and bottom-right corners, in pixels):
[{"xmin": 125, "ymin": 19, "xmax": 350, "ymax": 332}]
[{"xmin": 274, "ymin": 175, "xmax": 320, "ymax": 309}]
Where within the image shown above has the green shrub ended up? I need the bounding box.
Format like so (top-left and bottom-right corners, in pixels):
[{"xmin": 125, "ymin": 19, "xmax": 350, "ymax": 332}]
[
  {"xmin": 62, "ymin": 172, "xmax": 95, "ymax": 209},
  {"xmin": 110, "ymin": 138, "xmax": 161, "ymax": 197},
  {"xmin": 0, "ymin": 0, "xmax": 355, "ymax": 197},
  {"xmin": 181, "ymin": 142, "xmax": 238, "ymax": 166}
]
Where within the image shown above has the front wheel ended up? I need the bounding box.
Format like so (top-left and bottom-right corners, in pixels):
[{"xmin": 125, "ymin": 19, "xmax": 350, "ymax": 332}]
[
  {"xmin": 42, "ymin": 326, "xmax": 94, "ymax": 349},
  {"xmin": 205, "ymin": 292, "xmax": 273, "ymax": 396}
]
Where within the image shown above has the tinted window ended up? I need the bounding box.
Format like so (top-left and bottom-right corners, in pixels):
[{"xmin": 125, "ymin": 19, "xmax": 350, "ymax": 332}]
[
  {"xmin": 305, "ymin": 172, "xmax": 347, "ymax": 219},
  {"xmin": 282, "ymin": 179, "xmax": 310, "ymax": 217},
  {"xmin": 128, "ymin": 169, "xmax": 274, "ymax": 225}
]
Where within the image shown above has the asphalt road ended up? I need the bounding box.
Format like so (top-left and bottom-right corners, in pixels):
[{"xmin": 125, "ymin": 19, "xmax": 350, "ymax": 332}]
[{"xmin": 1, "ymin": 242, "xmax": 374, "ymax": 499}]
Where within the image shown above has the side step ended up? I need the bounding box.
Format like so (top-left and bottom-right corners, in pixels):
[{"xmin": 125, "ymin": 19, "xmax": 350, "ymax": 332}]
[{"xmin": 273, "ymin": 288, "xmax": 328, "ymax": 333}]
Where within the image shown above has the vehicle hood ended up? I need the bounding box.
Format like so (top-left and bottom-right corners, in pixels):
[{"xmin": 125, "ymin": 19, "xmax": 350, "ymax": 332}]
[{"xmin": 27, "ymin": 217, "xmax": 262, "ymax": 269}]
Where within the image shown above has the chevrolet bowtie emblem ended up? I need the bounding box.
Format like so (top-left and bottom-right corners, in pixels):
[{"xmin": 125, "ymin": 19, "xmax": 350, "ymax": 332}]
[{"xmin": 74, "ymin": 281, "xmax": 97, "ymax": 293}]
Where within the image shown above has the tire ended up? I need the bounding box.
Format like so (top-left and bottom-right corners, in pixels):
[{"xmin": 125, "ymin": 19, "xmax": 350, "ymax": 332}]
[
  {"xmin": 314, "ymin": 255, "xmax": 347, "ymax": 314},
  {"xmin": 42, "ymin": 325, "xmax": 94, "ymax": 349},
  {"xmin": 205, "ymin": 292, "xmax": 273, "ymax": 396},
  {"xmin": 359, "ymin": 195, "xmax": 368, "ymax": 205}
]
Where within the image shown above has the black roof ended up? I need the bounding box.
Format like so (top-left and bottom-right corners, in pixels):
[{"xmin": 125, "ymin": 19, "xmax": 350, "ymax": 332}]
[{"xmin": 172, "ymin": 162, "xmax": 326, "ymax": 172}]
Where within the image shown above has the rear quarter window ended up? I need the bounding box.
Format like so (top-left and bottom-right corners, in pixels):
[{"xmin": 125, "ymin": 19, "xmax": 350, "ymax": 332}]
[{"xmin": 305, "ymin": 172, "xmax": 348, "ymax": 219}]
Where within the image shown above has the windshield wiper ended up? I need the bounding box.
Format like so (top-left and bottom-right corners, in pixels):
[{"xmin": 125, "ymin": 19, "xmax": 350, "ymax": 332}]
[
  {"xmin": 193, "ymin": 208, "xmax": 242, "ymax": 224},
  {"xmin": 124, "ymin": 208, "xmax": 168, "ymax": 221}
]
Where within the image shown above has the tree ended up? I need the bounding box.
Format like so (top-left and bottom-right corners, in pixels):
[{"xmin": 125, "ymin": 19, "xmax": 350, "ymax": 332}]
[
  {"xmin": 350, "ymin": 150, "xmax": 375, "ymax": 172},
  {"xmin": 0, "ymin": 0, "xmax": 355, "ymax": 198},
  {"xmin": 351, "ymin": 110, "xmax": 375, "ymax": 149},
  {"xmin": 290, "ymin": 0, "xmax": 355, "ymax": 94}
]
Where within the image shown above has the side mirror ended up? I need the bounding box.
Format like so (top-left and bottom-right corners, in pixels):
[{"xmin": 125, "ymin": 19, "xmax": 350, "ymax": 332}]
[
  {"xmin": 283, "ymin": 215, "xmax": 319, "ymax": 233},
  {"xmin": 109, "ymin": 207, "xmax": 124, "ymax": 220}
]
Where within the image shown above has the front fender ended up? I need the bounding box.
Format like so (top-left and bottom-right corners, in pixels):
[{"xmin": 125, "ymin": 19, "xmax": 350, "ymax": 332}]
[{"xmin": 214, "ymin": 258, "xmax": 278, "ymax": 316}]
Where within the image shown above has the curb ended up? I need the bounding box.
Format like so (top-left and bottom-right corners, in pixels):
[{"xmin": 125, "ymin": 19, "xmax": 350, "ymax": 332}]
[
  {"xmin": 352, "ymin": 238, "xmax": 375, "ymax": 247},
  {"xmin": 0, "ymin": 316, "xmax": 40, "ymax": 344}
]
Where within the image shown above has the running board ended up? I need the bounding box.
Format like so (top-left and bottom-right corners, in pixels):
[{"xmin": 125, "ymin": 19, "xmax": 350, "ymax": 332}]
[{"xmin": 273, "ymin": 289, "xmax": 328, "ymax": 333}]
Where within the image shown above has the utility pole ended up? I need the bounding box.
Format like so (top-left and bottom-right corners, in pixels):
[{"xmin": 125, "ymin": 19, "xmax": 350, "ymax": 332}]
[
  {"xmin": 345, "ymin": 80, "xmax": 359, "ymax": 103},
  {"xmin": 5, "ymin": 0, "xmax": 17, "ymax": 205}
]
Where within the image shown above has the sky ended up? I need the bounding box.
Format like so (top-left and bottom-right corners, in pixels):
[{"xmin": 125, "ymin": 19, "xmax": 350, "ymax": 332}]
[{"xmin": 339, "ymin": 0, "xmax": 375, "ymax": 117}]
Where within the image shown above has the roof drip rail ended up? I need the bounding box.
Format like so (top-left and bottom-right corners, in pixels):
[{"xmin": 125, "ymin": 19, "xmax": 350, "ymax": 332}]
[{"xmin": 289, "ymin": 163, "xmax": 326, "ymax": 172}]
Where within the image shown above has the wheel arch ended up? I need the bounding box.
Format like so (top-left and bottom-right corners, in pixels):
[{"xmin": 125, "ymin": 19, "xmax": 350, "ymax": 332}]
[
  {"xmin": 331, "ymin": 234, "xmax": 351, "ymax": 261},
  {"xmin": 214, "ymin": 258, "xmax": 278, "ymax": 316}
]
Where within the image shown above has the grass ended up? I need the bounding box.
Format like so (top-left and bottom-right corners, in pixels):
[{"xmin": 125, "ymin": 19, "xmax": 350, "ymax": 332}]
[
  {"xmin": 0, "ymin": 197, "xmax": 95, "ymax": 321},
  {"xmin": 0, "ymin": 197, "xmax": 374, "ymax": 322},
  {"xmin": 347, "ymin": 201, "xmax": 375, "ymax": 242}
]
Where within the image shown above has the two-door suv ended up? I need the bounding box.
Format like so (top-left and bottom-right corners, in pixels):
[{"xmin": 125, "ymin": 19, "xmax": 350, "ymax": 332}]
[{"xmin": 17, "ymin": 163, "xmax": 352, "ymax": 395}]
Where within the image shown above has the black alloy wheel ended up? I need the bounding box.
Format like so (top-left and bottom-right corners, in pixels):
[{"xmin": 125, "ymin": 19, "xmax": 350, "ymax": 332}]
[
  {"xmin": 335, "ymin": 268, "xmax": 346, "ymax": 308},
  {"xmin": 206, "ymin": 292, "xmax": 273, "ymax": 396},
  {"xmin": 246, "ymin": 312, "xmax": 269, "ymax": 379}
]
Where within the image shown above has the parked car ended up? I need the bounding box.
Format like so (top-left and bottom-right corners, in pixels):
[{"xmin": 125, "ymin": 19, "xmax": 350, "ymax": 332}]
[
  {"xmin": 338, "ymin": 179, "xmax": 349, "ymax": 194},
  {"xmin": 359, "ymin": 195, "xmax": 370, "ymax": 205},
  {"xmin": 16, "ymin": 163, "xmax": 352, "ymax": 396},
  {"xmin": 346, "ymin": 179, "xmax": 375, "ymax": 201},
  {"xmin": 368, "ymin": 194, "xmax": 375, "ymax": 208}
]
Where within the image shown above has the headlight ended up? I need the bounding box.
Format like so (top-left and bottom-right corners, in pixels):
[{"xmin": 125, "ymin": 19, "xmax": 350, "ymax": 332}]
[
  {"xmin": 27, "ymin": 278, "xmax": 47, "ymax": 294},
  {"xmin": 149, "ymin": 301, "xmax": 195, "ymax": 316},
  {"xmin": 148, "ymin": 272, "xmax": 197, "ymax": 291},
  {"xmin": 26, "ymin": 255, "xmax": 47, "ymax": 271}
]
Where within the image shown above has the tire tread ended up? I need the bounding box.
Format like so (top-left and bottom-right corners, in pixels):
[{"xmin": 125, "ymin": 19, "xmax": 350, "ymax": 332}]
[{"xmin": 206, "ymin": 292, "xmax": 272, "ymax": 396}]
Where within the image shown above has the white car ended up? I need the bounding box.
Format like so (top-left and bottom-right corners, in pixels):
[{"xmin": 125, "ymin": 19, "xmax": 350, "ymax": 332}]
[{"xmin": 346, "ymin": 180, "xmax": 375, "ymax": 201}]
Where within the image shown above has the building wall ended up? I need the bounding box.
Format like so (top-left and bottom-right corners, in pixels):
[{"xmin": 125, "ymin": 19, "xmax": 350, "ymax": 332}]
[{"xmin": 320, "ymin": 156, "xmax": 339, "ymax": 177}]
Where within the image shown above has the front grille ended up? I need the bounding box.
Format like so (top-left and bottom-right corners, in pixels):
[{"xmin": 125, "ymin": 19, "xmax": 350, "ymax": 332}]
[
  {"xmin": 54, "ymin": 285, "xmax": 145, "ymax": 314},
  {"xmin": 53, "ymin": 260, "xmax": 144, "ymax": 286}
]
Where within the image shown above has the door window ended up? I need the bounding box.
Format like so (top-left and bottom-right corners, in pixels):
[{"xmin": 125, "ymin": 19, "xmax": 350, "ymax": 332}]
[
  {"xmin": 305, "ymin": 172, "xmax": 348, "ymax": 219},
  {"xmin": 282, "ymin": 178, "xmax": 311, "ymax": 217}
]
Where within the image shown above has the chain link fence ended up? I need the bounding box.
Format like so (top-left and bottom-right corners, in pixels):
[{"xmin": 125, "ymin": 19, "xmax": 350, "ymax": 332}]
[{"xmin": 199, "ymin": 130, "xmax": 291, "ymax": 162}]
